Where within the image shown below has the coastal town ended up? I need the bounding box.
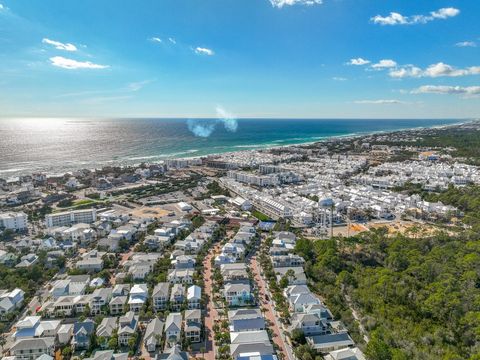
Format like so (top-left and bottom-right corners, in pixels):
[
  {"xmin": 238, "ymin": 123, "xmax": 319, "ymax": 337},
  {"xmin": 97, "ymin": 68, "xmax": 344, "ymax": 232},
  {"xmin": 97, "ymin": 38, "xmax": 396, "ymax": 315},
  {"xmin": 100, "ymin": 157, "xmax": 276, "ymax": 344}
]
[{"xmin": 0, "ymin": 121, "xmax": 479, "ymax": 360}]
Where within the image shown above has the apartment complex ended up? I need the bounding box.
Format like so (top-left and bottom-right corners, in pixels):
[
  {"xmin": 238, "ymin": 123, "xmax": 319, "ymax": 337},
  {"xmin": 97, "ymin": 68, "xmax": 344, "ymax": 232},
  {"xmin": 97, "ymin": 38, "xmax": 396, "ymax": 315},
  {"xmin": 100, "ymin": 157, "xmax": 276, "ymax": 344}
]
[{"xmin": 45, "ymin": 209, "xmax": 97, "ymax": 228}]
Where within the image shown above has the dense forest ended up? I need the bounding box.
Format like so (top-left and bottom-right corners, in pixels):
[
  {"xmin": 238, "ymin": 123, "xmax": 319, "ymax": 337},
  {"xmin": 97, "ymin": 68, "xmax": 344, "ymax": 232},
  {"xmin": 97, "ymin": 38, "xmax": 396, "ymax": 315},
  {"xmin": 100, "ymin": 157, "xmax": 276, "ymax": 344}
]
[{"xmin": 295, "ymin": 229, "xmax": 480, "ymax": 360}]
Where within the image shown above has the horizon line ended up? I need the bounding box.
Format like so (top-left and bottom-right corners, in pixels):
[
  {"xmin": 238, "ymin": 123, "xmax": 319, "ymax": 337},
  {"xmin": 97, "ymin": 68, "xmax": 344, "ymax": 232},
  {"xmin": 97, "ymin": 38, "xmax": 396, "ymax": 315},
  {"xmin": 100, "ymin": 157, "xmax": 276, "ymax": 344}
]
[{"xmin": 0, "ymin": 116, "xmax": 474, "ymax": 121}]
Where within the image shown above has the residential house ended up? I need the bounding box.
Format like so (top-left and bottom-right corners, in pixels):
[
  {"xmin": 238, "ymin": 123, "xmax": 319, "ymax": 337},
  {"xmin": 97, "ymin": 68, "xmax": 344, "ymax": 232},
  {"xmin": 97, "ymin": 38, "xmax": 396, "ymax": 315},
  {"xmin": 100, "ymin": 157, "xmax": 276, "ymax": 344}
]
[
  {"xmin": 170, "ymin": 284, "xmax": 185, "ymax": 311},
  {"xmin": 172, "ymin": 255, "xmax": 196, "ymax": 269},
  {"xmin": 152, "ymin": 282, "xmax": 170, "ymax": 312},
  {"xmin": 15, "ymin": 253, "xmax": 38, "ymax": 268},
  {"xmin": 84, "ymin": 350, "xmax": 129, "ymax": 360},
  {"xmin": 228, "ymin": 308, "xmax": 265, "ymax": 332},
  {"xmin": 306, "ymin": 333, "xmax": 355, "ymax": 353},
  {"xmin": 96, "ymin": 317, "xmax": 118, "ymax": 348},
  {"xmin": 72, "ymin": 319, "xmax": 96, "ymax": 350},
  {"xmin": 13, "ymin": 316, "xmax": 61, "ymax": 339},
  {"xmin": 109, "ymin": 296, "xmax": 127, "ymax": 316},
  {"xmin": 128, "ymin": 262, "xmax": 152, "ymax": 280},
  {"xmin": 57, "ymin": 323, "xmax": 74, "ymax": 346},
  {"xmin": 224, "ymin": 282, "xmax": 252, "ymax": 307},
  {"xmin": 165, "ymin": 312, "xmax": 182, "ymax": 345},
  {"xmin": 112, "ymin": 284, "xmax": 130, "ymax": 297},
  {"xmin": 118, "ymin": 311, "xmax": 138, "ymax": 347},
  {"xmin": 0, "ymin": 288, "xmax": 24, "ymax": 318},
  {"xmin": 167, "ymin": 268, "xmax": 194, "ymax": 284},
  {"xmin": 229, "ymin": 330, "xmax": 274, "ymax": 360},
  {"xmin": 275, "ymin": 267, "xmax": 307, "ymax": 285},
  {"xmin": 290, "ymin": 313, "xmax": 328, "ymax": 336},
  {"xmin": 128, "ymin": 284, "xmax": 148, "ymax": 313},
  {"xmin": 184, "ymin": 309, "xmax": 201, "ymax": 343},
  {"xmin": 285, "ymin": 286, "xmax": 322, "ymax": 313},
  {"xmin": 324, "ymin": 347, "xmax": 366, "ymax": 360},
  {"xmin": 9, "ymin": 337, "xmax": 55, "ymax": 360},
  {"xmin": 187, "ymin": 285, "xmax": 201, "ymax": 309},
  {"xmin": 90, "ymin": 288, "xmax": 112, "ymax": 315},
  {"xmin": 271, "ymin": 254, "xmax": 305, "ymax": 268},
  {"xmin": 144, "ymin": 318, "xmax": 164, "ymax": 352},
  {"xmin": 157, "ymin": 344, "xmax": 189, "ymax": 360}
]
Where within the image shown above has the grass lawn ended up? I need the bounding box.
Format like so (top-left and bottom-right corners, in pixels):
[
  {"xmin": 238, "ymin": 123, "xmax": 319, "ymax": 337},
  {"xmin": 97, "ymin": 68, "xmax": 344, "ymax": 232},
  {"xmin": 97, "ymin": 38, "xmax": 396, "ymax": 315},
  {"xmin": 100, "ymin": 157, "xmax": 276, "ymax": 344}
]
[{"xmin": 252, "ymin": 210, "xmax": 271, "ymax": 221}]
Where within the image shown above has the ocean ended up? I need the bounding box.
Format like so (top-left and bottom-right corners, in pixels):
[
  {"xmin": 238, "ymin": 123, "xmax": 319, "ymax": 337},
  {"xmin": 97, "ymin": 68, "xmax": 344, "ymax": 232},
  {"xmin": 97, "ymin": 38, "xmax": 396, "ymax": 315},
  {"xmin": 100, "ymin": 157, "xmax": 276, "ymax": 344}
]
[{"xmin": 0, "ymin": 118, "xmax": 462, "ymax": 177}]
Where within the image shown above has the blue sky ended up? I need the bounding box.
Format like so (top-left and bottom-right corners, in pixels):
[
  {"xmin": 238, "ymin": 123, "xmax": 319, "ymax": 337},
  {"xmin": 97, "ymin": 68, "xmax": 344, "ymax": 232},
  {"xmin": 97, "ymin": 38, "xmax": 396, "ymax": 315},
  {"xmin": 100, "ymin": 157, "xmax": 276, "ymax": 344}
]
[{"xmin": 0, "ymin": 0, "xmax": 479, "ymax": 118}]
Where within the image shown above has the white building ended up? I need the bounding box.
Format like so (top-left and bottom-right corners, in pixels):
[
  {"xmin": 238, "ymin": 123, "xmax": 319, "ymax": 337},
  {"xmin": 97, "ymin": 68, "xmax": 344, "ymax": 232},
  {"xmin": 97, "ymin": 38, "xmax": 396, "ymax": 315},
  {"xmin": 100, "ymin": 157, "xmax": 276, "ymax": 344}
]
[
  {"xmin": 0, "ymin": 212, "xmax": 28, "ymax": 231},
  {"xmin": 45, "ymin": 209, "xmax": 97, "ymax": 228}
]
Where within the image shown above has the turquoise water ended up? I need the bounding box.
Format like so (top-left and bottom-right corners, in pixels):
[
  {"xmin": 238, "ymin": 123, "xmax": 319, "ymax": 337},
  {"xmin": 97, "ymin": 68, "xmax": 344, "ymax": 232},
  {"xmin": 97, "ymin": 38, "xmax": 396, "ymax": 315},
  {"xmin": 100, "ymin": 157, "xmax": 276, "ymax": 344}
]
[{"xmin": 0, "ymin": 118, "xmax": 462, "ymax": 176}]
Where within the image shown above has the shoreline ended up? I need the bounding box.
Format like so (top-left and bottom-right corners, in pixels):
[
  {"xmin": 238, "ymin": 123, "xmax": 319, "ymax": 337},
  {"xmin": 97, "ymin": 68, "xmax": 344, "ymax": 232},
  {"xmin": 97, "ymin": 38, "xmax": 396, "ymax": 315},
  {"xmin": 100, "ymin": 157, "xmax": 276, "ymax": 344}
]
[{"xmin": 0, "ymin": 118, "xmax": 475, "ymax": 179}]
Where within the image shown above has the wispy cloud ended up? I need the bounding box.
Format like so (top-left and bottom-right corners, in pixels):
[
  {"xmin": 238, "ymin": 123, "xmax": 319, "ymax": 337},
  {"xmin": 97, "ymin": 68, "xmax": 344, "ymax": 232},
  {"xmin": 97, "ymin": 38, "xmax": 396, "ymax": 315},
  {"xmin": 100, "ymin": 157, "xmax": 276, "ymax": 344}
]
[
  {"xmin": 0, "ymin": 3, "xmax": 4, "ymax": 10},
  {"xmin": 347, "ymin": 58, "xmax": 370, "ymax": 66},
  {"xmin": 195, "ymin": 47, "xmax": 214, "ymax": 56},
  {"xmin": 412, "ymin": 85, "xmax": 480, "ymax": 96},
  {"xmin": 49, "ymin": 56, "xmax": 108, "ymax": 70},
  {"xmin": 371, "ymin": 59, "xmax": 397, "ymax": 69},
  {"xmin": 269, "ymin": 0, "xmax": 322, "ymax": 8},
  {"xmin": 127, "ymin": 79, "xmax": 154, "ymax": 91},
  {"xmin": 55, "ymin": 80, "xmax": 152, "ymax": 98},
  {"xmin": 354, "ymin": 99, "xmax": 405, "ymax": 104},
  {"xmin": 81, "ymin": 95, "xmax": 133, "ymax": 105},
  {"xmin": 168, "ymin": 37, "xmax": 176, "ymax": 44},
  {"xmin": 332, "ymin": 77, "xmax": 347, "ymax": 81},
  {"xmin": 390, "ymin": 62, "xmax": 480, "ymax": 78},
  {"xmin": 455, "ymin": 41, "xmax": 476, "ymax": 48},
  {"xmin": 149, "ymin": 37, "xmax": 162, "ymax": 43},
  {"xmin": 371, "ymin": 7, "xmax": 460, "ymax": 26},
  {"xmin": 42, "ymin": 38, "xmax": 77, "ymax": 52}
]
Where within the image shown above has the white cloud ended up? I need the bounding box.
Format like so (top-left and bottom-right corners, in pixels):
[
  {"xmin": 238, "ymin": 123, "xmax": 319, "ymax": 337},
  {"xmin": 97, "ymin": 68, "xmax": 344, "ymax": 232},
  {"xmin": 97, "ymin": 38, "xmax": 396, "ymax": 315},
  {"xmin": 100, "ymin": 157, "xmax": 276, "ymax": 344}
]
[
  {"xmin": 269, "ymin": 0, "xmax": 322, "ymax": 8},
  {"xmin": 49, "ymin": 56, "xmax": 108, "ymax": 70},
  {"xmin": 354, "ymin": 99, "xmax": 405, "ymax": 104},
  {"xmin": 168, "ymin": 37, "xmax": 176, "ymax": 44},
  {"xmin": 424, "ymin": 62, "xmax": 480, "ymax": 77},
  {"xmin": 371, "ymin": 12, "xmax": 407, "ymax": 25},
  {"xmin": 149, "ymin": 37, "xmax": 162, "ymax": 43},
  {"xmin": 42, "ymin": 38, "xmax": 77, "ymax": 52},
  {"xmin": 430, "ymin": 7, "xmax": 460, "ymax": 19},
  {"xmin": 390, "ymin": 62, "xmax": 480, "ymax": 78},
  {"xmin": 412, "ymin": 85, "xmax": 480, "ymax": 96},
  {"xmin": 371, "ymin": 59, "xmax": 397, "ymax": 69},
  {"xmin": 455, "ymin": 41, "xmax": 476, "ymax": 47},
  {"xmin": 371, "ymin": 7, "xmax": 460, "ymax": 26},
  {"xmin": 332, "ymin": 77, "xmax": 347, "ymax": 81},
  {"xmin": 0, "ymin": 4, "xmax": 4, "ymax": 10},
  {"xmin": 389, "ymin": 66, "xmax": 422, "ymax": 78},
  {"xmin": 348, "ymin": 58, "xmax": 370, "ymax": 66},
  {"xmin": 195, "ymin": 47, "xmax": 214, "ymax": 56}
]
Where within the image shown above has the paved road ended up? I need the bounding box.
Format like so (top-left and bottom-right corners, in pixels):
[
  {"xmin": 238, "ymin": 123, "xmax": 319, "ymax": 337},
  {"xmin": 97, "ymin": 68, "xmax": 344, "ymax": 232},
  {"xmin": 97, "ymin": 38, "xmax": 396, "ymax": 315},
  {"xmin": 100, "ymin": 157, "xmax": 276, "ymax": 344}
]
[
  {"xmin": 250, "ymin": 255, "xmax": 294, "ymax": 360},
  {"xmin": 196, "ymin": 243, "xmax": 221, "ymax": 360}
]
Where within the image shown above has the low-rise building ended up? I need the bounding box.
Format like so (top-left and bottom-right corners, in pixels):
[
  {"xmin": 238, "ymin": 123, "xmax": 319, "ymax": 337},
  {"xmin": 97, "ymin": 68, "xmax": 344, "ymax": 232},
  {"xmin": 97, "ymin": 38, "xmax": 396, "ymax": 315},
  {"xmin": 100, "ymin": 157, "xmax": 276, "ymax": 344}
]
[
  {"xmin": 118, "ymin": 311, "xmax": 138, "ymax": 346},
  {"xmin": 165, "ymin": 312, "xmax": 182, "ymax": 345},
  {"xmin": 152, "ymin": 282, "xmax": 170, "ymax": 312},
  {"xmin": 144, "ymin": 318, "xmax": 164, "ymax": 352}
]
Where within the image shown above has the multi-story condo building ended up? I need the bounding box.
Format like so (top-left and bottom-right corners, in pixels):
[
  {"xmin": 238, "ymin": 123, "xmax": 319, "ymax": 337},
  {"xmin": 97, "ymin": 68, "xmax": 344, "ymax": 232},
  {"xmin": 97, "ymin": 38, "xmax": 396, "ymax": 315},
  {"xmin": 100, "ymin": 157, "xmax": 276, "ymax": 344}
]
[
  {"xmin": 45, "ymin": 208, "xmax": 97, "ymax": 228},
  {"xmin": 0, "ymin": 212, "xmax": 28, "ymax": 231}
]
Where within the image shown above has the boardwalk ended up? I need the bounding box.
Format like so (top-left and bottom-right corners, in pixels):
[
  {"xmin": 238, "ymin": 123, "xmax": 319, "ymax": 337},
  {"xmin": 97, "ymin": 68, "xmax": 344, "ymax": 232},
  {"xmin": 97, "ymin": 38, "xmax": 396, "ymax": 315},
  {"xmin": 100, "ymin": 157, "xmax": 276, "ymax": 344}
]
[{"xmin": 250, "ymin": 255, "xmax": 294, "ymax": 360}]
